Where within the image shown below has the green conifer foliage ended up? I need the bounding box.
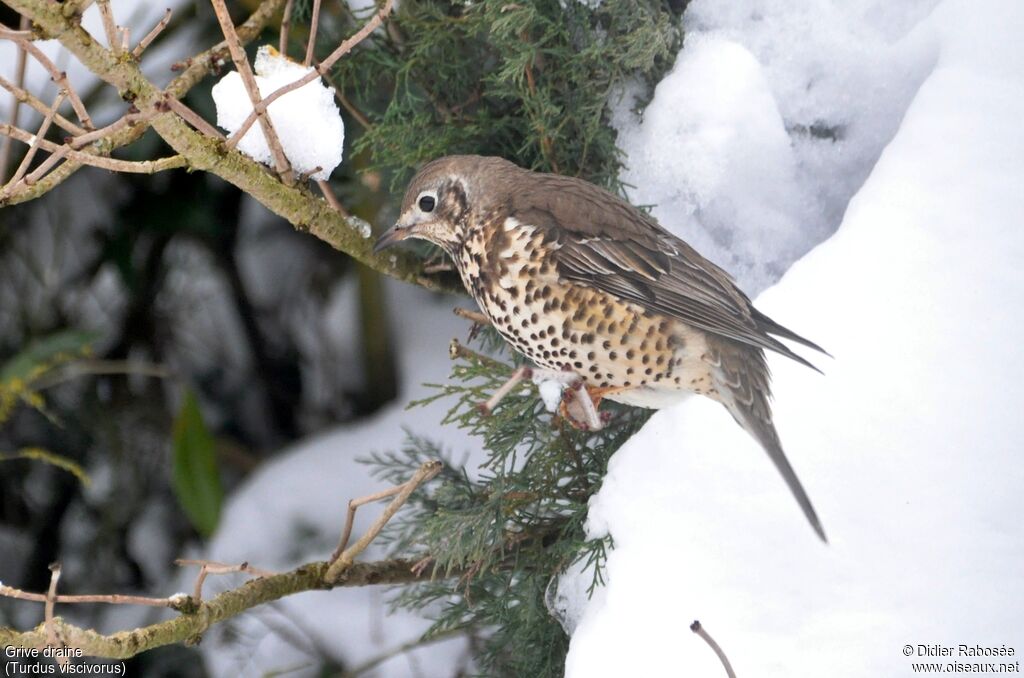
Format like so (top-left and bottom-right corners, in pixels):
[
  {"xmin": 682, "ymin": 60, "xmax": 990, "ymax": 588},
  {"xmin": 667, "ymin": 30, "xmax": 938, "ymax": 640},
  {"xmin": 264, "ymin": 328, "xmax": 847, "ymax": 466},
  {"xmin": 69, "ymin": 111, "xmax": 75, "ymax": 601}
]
[{"xmin": 330, "ymin": 0, "xmax": 682, "ymax": 189}]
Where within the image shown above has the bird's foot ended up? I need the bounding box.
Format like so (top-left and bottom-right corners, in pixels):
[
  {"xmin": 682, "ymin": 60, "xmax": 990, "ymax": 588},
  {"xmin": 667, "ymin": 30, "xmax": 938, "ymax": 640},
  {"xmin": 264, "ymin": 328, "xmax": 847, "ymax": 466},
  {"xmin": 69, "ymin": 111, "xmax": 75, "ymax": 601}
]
[{"xmin": 477, "ymin": 366, "xmax": 604, "ymax": 430}]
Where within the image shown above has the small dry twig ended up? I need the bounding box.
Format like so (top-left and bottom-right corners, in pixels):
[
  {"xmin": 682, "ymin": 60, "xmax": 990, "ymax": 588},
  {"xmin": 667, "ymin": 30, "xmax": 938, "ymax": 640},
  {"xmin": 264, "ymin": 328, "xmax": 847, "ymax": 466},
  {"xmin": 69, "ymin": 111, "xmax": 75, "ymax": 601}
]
[
  {"xmin": 691, "ymin": 620, "xmax": 737, "ymax": 678},
  {"xmin": 279, "ymin": 0, "xmax": 296, "ymax": 54},
  {"xmin": 44, "ymin": 563, "xmax": 61, "ymax": 648},
  {"xmin": 5, "ymin": 89, "xmax": 65, "ymax": 189},
  {"xmin": 0, "ymin": 581, "xmax": 186, "ymax": 609},
  {"xmin": 305, "ymin": 0, "xmax": 323, "ymax": 66},
  {"xmin": 132, "ymin": 8, "xmax": 173, "ymax": 59},
  {"xmin": 0, "ymin": 29, "xmax": 94, "ymax": 129},
  {"xmin": 174, "ymin": 559, "xmax": 276, "ymax": 602},
  {"xmin": 325, "ymin": 460, "xmax": 442, "ymax": 583},
  {"xmin": 316, "ymin": 178, "xmax": 348, "ymax": 214},
  {"xmin": 0, "ymin": 15, "xmax": 29, "ymax": 183},
  {"xmin": 164, "ymin": 96, "xmax": 225, "ymax": 140},
  {"xmin": 95, "ymin": 0, "xmax": 121, "ymax": 54},
  {"xmin": 210, "ymin": 0, "xmax": 294, "ymax": 183},
  {"xmin": 227, "ymin": 0, "xmax": 394, "ymax": 149}
]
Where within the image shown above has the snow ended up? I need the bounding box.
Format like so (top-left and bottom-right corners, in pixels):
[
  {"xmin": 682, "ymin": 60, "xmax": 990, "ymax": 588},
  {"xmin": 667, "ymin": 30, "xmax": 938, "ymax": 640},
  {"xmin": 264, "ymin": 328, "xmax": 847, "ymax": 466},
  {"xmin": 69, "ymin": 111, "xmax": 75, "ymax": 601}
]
[
  {"xmin": 212, "ymin": 46, "xmax": 344, "ymax": 181},
  {"xmin": 564, "ymin": 0, "xmax": 1024, "ymax": 675},
  {"xmin": 535, "ymin": 379, "xmax": 565, "ymax": 413},
  {"xmin": 613, "ymin": 0, "xmax": 939, "ymax": 293}
]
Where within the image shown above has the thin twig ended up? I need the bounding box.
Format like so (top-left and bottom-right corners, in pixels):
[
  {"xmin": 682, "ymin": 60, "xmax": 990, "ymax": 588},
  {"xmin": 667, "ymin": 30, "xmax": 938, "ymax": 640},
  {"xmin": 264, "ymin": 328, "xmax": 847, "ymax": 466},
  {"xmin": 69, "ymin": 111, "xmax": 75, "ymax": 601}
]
[
  {"xmin": 320, "ymin": 68, "xmax": 373, "ymax": 130},
  {"xmin": 453, "ymin": 307, "xmax": 489, "ymax": 325},
  {"xmin": 164, "ymin": 96, "xmax": 224, "ymax": 139},
  {"xmin": 0, "ymin": 74, "xmax": 86, "ymax": 136},
  {"xmin": 95, "ymin": 0, "xmax": 121, "ymax": 54},
  {"xmin": 132, "ymin": 8, "xmax": 171, "ymax": 59},
  {"xmin": 1, "ymin": 123, "xmax": 186, "ymax": 176},
  {"xmin": 0, "ymin": 33, "xmax": 94, "ymax": 129},
  {"xmin": 691, "ymin": 620, "xmax": 737, "ymax": 678},
  {"xmin": 174, "ymin": 559, "xmax": 275, "ymax": 602},
  {"xmin": 0, "ymin": 15, "xmax": 29, "ymax": 183},
  {"xmin": 331, "ymin": 485, "xmax": 406, "ymax": 562},
  {"xmin": 316, "ymin": 178, "xmax": 348, "ymax": 214},
  {"xmin": 69, "ymin": 110, "xmax": 153, "ymax": 148},
  {"xmin": 32, "ymin": 359, "xmax": 172, "ymax": 390},
  {"xmin": 325, "ymin": 461, "xmax": 442, "ymax": 582},
  {"xmin": 227, "ymin": 0, "xmax": 394, "ymax": 148},
  {"xmin": 279, "ymin": 0, "xmax": 295, "ymax": 55},
  {"xmin": 0, "ymin": 582, "xmax": 183, "ymax": 608},
  {"xmin": 6, "ymin": 89, "xmax": 65, "ymax": 188},
  {"xmin": 304, "ymin": 0, "xmax": 323, "ymax": 66},
  {"xmin": 210, "ymin": 0, "xmax": 294, "ymax": 183},
  {"xmin": 44, "ymin": 564, "xmax": 61, "ymax": 648}
]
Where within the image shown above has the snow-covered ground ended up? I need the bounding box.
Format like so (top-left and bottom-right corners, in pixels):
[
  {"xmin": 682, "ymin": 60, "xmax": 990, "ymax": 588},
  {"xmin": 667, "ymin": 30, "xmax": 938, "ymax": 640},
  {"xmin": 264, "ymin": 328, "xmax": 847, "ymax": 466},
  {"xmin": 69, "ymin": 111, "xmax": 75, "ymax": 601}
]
[{"xmin": 564, "ymin": 0, "xmax": 1024, "ymax": 675}]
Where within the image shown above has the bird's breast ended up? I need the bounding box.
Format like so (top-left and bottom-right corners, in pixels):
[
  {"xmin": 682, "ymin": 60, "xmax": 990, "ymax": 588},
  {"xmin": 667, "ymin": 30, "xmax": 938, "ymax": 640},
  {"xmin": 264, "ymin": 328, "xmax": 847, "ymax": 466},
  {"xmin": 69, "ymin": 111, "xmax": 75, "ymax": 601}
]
[{"xmin": 455, "ymin": 220, "xmax": 720, "ymax": 405}]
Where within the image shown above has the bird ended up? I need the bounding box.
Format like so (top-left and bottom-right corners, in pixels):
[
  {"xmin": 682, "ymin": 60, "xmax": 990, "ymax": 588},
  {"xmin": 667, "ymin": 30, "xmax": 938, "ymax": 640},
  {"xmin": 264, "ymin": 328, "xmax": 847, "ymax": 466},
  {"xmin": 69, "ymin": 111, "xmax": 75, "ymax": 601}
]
[{"xmin": 374, "ymin": 155, "xmax": 829, "ymax": 541}]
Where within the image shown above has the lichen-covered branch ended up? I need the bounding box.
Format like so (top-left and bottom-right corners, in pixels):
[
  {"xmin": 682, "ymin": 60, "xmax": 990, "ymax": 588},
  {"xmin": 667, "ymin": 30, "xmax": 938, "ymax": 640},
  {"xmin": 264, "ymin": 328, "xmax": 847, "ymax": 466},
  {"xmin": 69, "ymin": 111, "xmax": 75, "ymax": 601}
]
[
  {"xmin": 0, "ymin": 559, "xmax": 444, "ymax": 659},
  {"xmin": 2, "ymin": 0, "xmax": 458, "ymax": 293}
]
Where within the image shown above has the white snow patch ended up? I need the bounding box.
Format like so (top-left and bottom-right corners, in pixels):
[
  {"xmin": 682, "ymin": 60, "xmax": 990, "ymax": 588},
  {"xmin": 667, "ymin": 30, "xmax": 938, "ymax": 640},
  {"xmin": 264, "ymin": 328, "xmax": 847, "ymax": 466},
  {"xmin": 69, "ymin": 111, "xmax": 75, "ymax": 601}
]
[
  {"xmin": 535, "ymin": 379, "xmax": 565, "ymax": 413},
  {"xmin": 212, "ymin": 46, "xmax": 344, "ymax": 181},
  {"xmin": 614, "ymin": 0, "xmax": 939, "ymax": 292},
  {"xmin": 565, "ymin": 0, "xmax": 1024, "ymax": 675}
]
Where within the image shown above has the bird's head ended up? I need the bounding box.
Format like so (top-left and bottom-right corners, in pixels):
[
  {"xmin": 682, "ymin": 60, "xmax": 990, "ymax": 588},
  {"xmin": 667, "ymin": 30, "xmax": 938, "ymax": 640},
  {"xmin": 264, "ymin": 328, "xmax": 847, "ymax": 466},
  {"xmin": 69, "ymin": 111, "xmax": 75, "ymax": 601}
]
[{"xmin": 373, "ymin": 155, "xmax": 519, "ymax": 256}]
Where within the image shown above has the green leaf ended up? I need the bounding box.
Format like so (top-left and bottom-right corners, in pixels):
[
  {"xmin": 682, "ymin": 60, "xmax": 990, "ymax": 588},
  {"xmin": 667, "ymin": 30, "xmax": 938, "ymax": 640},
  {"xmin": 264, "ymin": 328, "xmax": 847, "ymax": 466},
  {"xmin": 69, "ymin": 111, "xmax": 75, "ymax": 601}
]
[
  {"xmin": 172, "ymin": 391, "xmax": 223, "ymax": 537},
  {"xmin": 0, "ymin": 330, "xmax": 100, "ymax": 383}
]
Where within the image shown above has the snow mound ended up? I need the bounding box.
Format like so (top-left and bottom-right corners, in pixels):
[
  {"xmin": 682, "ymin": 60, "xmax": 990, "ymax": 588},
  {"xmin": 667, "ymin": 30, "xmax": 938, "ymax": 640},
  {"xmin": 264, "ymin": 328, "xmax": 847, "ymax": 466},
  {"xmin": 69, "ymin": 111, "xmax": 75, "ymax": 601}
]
[
  {"xmin": 212, "ymin": 46, "xmax": 344, "ymax": 181},
  {"xmin": 614, "ymin": 0, "xmax": 939, "ymax": 292},
  {"xmin": 565, "ymin": 0, "xmax": 1024, "ymax": 675}
]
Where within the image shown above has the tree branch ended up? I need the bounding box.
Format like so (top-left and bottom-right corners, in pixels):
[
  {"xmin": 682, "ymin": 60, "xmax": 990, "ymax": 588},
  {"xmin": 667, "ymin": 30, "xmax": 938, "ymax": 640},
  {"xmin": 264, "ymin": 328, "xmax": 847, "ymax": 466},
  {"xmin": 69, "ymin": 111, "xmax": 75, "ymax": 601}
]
[
  {"xmin": 3, "ymin": 0, "xmax": 460, "ymax": 294},
  {"xmin": 0, "ymin": 558, "xmax": 446, "ymax": 659}
]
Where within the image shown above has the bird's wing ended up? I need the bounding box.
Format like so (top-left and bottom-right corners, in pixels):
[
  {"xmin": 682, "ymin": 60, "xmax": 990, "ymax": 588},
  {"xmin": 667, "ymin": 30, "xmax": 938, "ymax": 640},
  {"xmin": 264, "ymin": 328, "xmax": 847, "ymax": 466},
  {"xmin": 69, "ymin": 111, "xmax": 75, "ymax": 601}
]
[{"xmin": 510, "ymin": 175, "xmax": 825, "ymax": 369}]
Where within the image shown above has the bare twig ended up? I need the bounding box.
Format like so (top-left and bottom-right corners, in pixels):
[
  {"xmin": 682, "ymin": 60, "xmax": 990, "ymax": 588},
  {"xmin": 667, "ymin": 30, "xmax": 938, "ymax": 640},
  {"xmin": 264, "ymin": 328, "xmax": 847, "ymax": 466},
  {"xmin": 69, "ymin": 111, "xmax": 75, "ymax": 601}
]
[
  {"xmin": 69, "ymin": 109, "xmax": 154, "ymax": 148},
  {"xmin": 0, "ymin": 74, "xmax": 86, "ymax": 136},
  {"xmin": 5, "ymin": 89, "xmax": 65, "ymax": 188},
  {"xmin": 321, "ymin": 68, "xmax": 373, "ymax": 130},
  {"xmin": 1, "ymin": 581, "xmax": 184, "ymax": 608},
  {"xmin": 0, "ymin": 15, "xmax": 30, "ymax": 183},
  {"xmin": 95, "ymin": 0, "xmax": 121, "ymax": 54},
  {"xmin": 304, "ymin": 0, "xmax": 323, "ymax": 66},
  {"xmin": 325, "ymin": 461, "xmax": 442, "ymax": 582},
  {"xmin": 0, "ymin": 33, "xmax": 94, "ymax": 129},
  {"xmin": 132, "ymin": 8, "xmax": 172, "ymax": 59},
  {"xmin": 227, "ymin": 0, "xmax": 394, "ymax": 148},
  {"xmin": 174, "ymin": 559, "xmax": 276, "ymax": 602},
  {"xmin": 691, "ymin": 620, "xmax": 737, "ymax": 678},
  {"xmin": 163, "ymin": 96, "xmax": 224, "ymax": 140},
  {"xmin": 279, "ymin": 0, "xmax": 295, "ymax": 55},
  {"xmin": 453, "ymin": 307, "xmax": 489, "ymax": 325},
  {"xmin": 44, "ymin": 564, "xmax": 61, "ymax": 647},
  {"xmin": 0, "ymin": 123, "xmax": 185, "ymax": 176},
  {"xmin": 332, "ymin": 485, "xmax": 405, "ymax": 562},
  {"xmin": 316, "ymin": 178, "xmax": 348, "ymax": 214},
  {"xmin": 210, "ymin": 0, "xmax": 293, "ymax": 183}
]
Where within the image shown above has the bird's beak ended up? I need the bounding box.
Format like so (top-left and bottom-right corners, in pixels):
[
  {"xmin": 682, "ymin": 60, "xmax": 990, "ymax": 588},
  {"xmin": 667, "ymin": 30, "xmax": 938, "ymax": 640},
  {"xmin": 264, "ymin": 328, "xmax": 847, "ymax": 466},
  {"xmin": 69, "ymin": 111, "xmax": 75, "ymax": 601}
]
[{"xmin": 373, "ymin": 223, "xmax": 407, "ymax": 254}]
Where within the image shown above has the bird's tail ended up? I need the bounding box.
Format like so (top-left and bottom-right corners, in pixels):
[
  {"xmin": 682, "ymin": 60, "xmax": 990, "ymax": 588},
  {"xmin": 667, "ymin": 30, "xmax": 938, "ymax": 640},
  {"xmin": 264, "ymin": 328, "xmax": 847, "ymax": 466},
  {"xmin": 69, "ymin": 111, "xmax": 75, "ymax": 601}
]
[{"xmin": 711, "ymin": 345, "xmax": 828, "ymax": 542}]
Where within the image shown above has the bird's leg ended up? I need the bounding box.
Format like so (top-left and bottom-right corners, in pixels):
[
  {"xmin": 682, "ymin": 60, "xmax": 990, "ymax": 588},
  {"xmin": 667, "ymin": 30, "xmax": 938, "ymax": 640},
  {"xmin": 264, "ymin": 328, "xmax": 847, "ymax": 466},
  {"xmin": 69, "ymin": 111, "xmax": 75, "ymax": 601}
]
[{"xmin": 562, "ymin": 380, "xmax": 604, "ymax": 431}]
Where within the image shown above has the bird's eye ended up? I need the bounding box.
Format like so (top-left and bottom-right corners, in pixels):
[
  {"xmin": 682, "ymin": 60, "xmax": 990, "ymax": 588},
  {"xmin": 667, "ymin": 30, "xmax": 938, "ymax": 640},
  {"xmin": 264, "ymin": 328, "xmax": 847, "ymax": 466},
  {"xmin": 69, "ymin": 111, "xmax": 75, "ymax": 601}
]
[{"xmin": 418, "ymin": 194, "xmax": 436, "ymax": 213}]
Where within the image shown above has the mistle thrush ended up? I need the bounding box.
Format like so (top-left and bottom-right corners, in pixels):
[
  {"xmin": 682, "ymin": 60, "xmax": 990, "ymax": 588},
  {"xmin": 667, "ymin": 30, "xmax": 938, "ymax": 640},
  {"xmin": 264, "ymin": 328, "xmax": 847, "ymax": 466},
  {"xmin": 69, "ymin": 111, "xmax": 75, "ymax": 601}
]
[{"xmin": 374, "ymin": 155, "xmax": 829, "ymax": 541}]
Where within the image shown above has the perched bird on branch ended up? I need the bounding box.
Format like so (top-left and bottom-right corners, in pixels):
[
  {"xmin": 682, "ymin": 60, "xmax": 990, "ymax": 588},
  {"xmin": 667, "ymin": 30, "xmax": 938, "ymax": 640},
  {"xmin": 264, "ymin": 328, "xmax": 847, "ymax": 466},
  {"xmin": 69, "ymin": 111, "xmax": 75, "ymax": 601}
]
[{"xmin": 374, "ymin": 155, "xmax": 829, "ymax": 541}]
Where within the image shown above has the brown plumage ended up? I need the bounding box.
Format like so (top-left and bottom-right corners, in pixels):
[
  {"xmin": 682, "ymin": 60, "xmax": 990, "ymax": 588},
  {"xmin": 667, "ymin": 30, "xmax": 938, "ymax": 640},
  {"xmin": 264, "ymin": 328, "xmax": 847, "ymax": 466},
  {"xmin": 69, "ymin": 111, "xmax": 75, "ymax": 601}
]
[{"xmin": 375, "ymin": 155, "xmax": 829, "ymax": 541}]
